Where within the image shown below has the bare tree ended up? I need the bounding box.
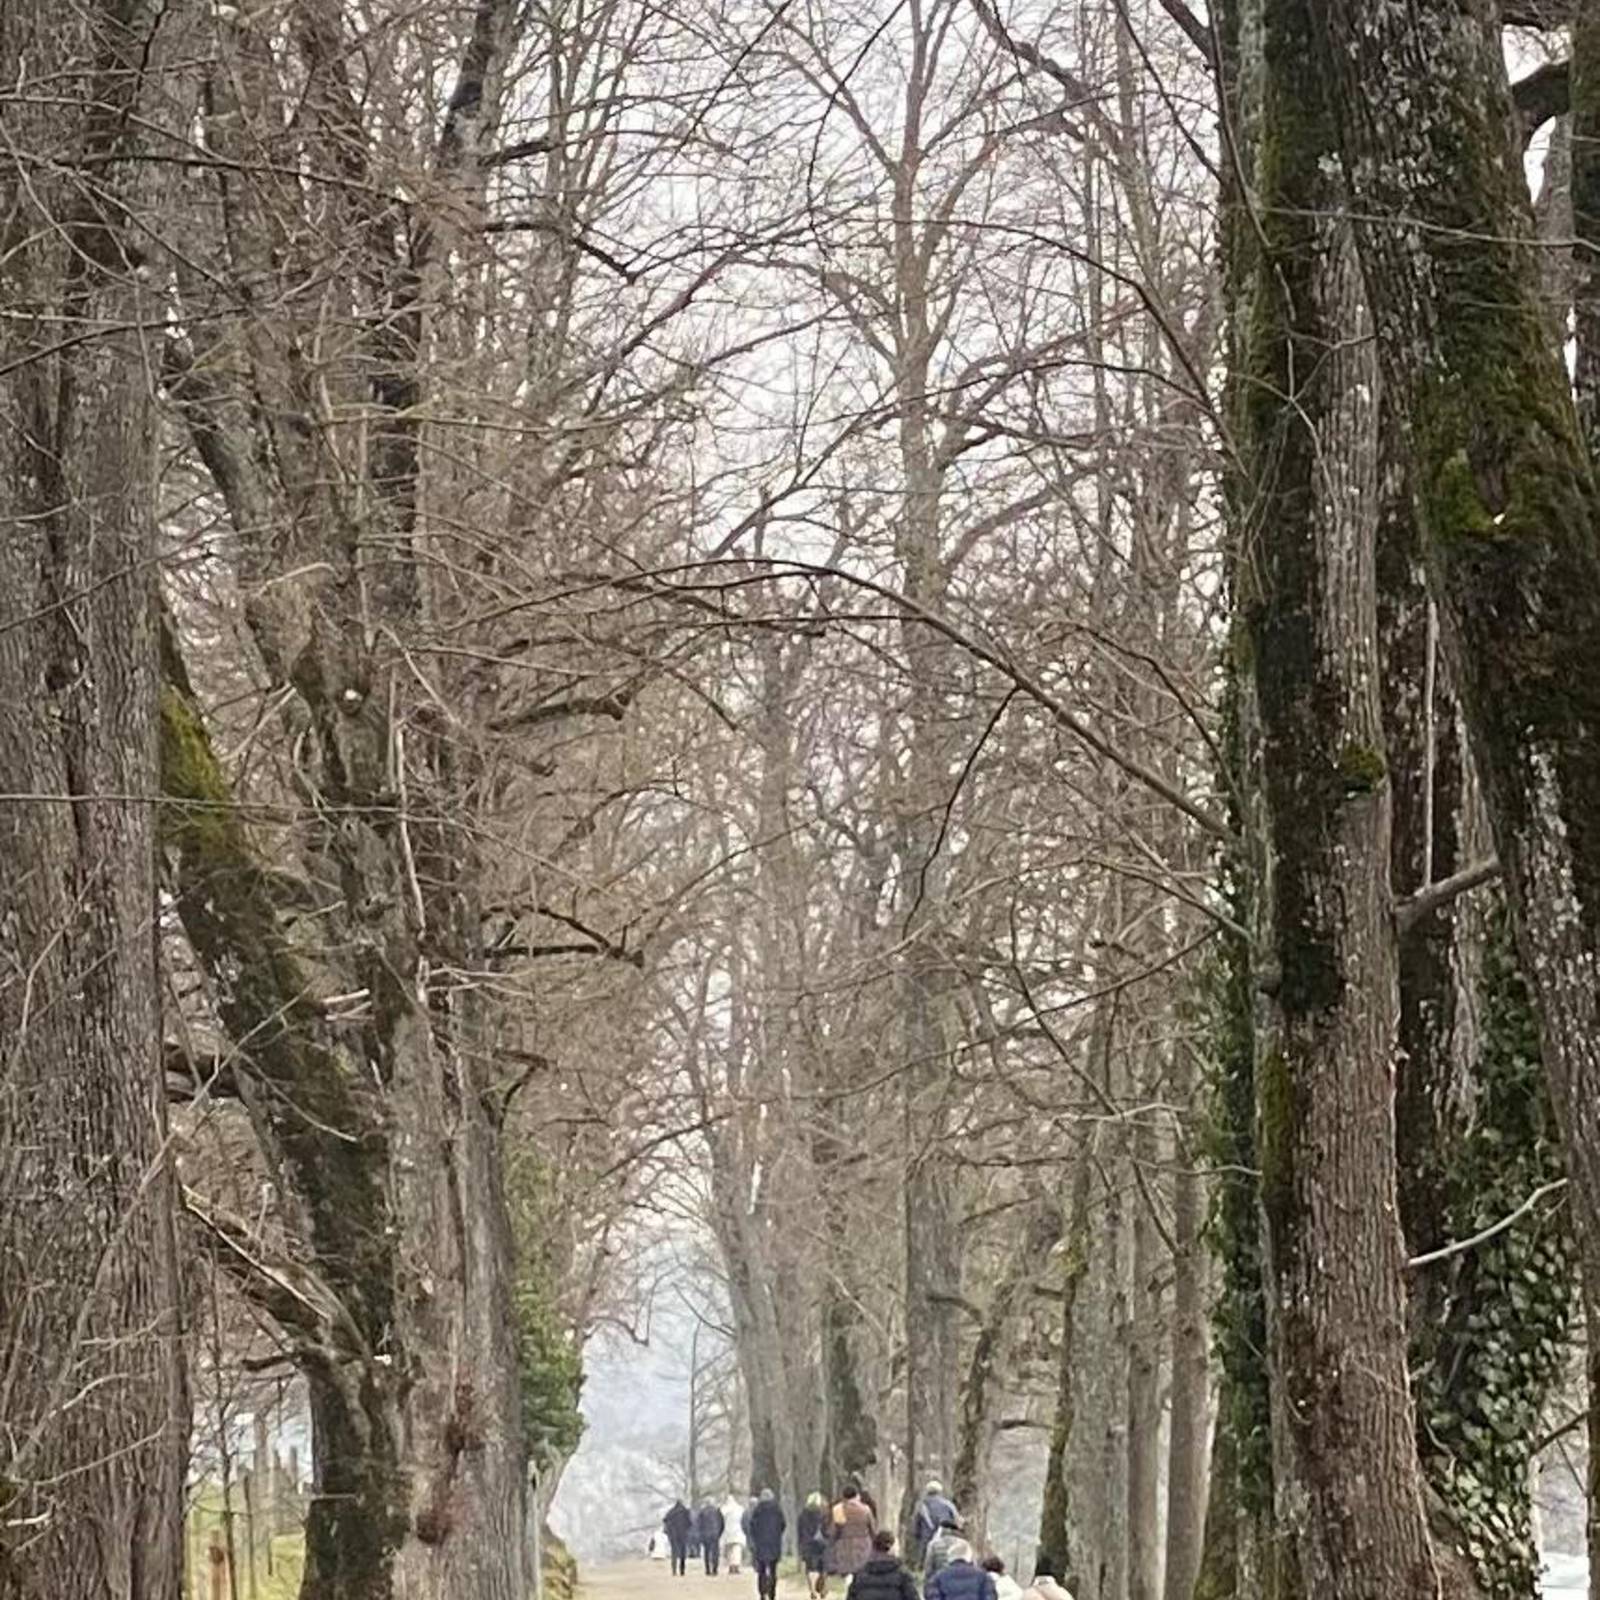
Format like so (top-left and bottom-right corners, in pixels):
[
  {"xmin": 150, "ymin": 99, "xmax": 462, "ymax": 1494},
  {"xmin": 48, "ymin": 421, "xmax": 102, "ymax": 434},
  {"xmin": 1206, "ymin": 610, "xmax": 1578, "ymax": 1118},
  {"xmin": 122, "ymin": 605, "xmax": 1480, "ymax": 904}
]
[{"xmin": 0, "ymin": 0, "xmax": 188, "ymax": 1589}]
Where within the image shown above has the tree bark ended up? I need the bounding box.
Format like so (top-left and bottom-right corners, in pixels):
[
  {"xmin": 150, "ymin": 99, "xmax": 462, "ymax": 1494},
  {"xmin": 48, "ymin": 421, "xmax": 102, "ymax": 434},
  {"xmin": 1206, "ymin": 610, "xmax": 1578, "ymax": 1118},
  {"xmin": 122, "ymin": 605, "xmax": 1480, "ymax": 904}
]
[
  {"xmin": 1228, "ymin": 0, "xmax": 1440, "ymax": 1587},
  {"xmin": 1037, "ymin": 1158, "xmax": 1093, "ymax": 1587},
  {"xmin": 1163, "ymin": 1053, "xmax": 1210, "ymax": 1600},
  {"xmin": 1305, "ymin": 15, "xmax": 1600, "ymax": 1597},
  {"xmin": 1126, "ymin": 1103, "xmax": 1164, "ymax": 1600},
  {"xmin": 156, "ymin": 4, "xmax": 533, "ymax": 1590},
  {"xmin": 0, "ymin": 2, "xmax": 188, "ymax": 1591},
  {"xmin": 952, "ymin": 1199, "xmax": 1061, "ymax": 1545},
  {"xmin": 162, "ymin": 644, "xmax": 530, "ymax": 1600}
]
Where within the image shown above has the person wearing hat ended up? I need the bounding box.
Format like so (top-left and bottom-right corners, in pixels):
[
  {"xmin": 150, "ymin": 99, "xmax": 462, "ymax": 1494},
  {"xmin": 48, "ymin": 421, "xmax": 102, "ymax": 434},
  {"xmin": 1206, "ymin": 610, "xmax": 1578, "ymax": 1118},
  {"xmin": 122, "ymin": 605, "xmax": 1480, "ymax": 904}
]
[
  {"xmin": 925, "ymin": 1541, "xmax": 996, "ymax": 1600},
  {"xmin": 924, "ymin": 1519, "xmax": 964, "ymax": 1583}
]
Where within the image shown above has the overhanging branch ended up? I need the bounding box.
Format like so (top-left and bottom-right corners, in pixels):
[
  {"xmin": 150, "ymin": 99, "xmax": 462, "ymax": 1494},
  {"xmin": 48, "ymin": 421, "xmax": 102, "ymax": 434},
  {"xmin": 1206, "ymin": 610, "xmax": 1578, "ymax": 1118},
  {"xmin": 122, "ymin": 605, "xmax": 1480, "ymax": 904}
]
[{"xmin": 182, "ymin": 1186, "xmax": 343, "ymax": 1351}]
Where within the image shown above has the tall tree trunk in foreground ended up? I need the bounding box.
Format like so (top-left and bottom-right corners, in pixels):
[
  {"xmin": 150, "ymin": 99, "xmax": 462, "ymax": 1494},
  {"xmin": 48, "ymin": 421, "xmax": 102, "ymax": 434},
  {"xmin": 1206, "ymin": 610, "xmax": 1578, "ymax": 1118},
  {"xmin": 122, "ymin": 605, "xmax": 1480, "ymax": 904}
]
[
  {"xmin": 159, "ymin": 1, "xmax": 533, "ymax": 1592},
  {"xmin": 1306, "ymin": 11, "xmax": 1600, "ymax": 1596},
  {"xmin": 1227, "ymin": 0, "xmax": 1440, "ymax": 1587},
  {"xmin": 0, "ymin": 1, "xmax": 187, "ymax": 1591}
]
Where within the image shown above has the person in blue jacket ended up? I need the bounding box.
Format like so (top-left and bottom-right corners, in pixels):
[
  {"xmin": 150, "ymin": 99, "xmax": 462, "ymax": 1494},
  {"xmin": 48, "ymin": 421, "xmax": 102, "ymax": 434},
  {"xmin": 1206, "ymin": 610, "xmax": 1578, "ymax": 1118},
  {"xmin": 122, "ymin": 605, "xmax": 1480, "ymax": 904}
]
[
  {"xmin": 913, "ymin": 1480, "xmax": 960, "ymax": 1560},
  {"xmin": 925, "ymin": 1541, "xmax": 997, "ymax": 1600}
]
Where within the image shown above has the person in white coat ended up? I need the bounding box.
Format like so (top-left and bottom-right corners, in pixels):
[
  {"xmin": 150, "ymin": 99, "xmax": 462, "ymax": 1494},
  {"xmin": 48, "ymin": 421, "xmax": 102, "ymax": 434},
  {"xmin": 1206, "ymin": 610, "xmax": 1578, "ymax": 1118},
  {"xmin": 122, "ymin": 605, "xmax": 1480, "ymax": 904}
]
[
  {"xmin": 982, "ymin": 1556, "xmax": 1022, "ymax": 1600},
  {"xmin": 721, "ymin": 1494, "xmax": 749, "ymax": 1575},
  {"xmin": 1021, "ymin": 1558, "xmax": 1074, "ymax": 1600}
]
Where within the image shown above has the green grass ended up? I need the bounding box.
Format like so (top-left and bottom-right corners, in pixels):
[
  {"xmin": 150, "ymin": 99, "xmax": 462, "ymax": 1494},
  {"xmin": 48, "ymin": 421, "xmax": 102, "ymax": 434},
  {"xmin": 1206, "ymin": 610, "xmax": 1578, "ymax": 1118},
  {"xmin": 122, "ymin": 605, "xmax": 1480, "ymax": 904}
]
[{"xmin": 188, "ymin": 1484, "xmax": 306, "ymax": 1600}]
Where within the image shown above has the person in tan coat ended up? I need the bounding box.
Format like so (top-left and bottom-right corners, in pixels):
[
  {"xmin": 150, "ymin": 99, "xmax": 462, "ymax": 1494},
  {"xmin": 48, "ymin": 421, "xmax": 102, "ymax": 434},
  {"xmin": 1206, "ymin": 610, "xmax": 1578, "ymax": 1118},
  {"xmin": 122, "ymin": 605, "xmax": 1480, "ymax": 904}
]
[{"xmin": 828, "ymin": 1485, "xmax": 877, "ymax": 1579}]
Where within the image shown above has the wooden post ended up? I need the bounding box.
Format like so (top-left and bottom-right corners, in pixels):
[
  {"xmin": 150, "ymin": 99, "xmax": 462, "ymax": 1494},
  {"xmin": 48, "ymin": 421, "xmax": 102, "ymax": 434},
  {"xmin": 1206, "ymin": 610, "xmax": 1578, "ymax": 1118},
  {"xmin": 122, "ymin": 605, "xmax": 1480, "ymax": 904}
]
[
  {"xmin": 191, "ymin": 1498, "xmax": 206, "ymax": 1600},
  {"xmin": 241, "ymin": 1469, "xmax": 258, "ymax": 1600},
  {"xmin": 252, "ymin": 1413, "xmax": 270, "ymax": 1583},
  {"xmin": 208, "ymin": 1531, "xmax": 229, "ymax": 1600}
]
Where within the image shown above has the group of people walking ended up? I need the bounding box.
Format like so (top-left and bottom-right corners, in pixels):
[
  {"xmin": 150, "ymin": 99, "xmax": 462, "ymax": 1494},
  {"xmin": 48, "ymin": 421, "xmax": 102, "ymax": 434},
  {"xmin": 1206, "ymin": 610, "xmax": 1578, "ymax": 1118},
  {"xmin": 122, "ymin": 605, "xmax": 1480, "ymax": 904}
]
[
  {"xmin": 660, "ymin": 1480, "xmax": 1074, "ymax": 1600},
  {"xmin": 658, "ymin": 1490, "xmax": 790, "ymax": 1597}
]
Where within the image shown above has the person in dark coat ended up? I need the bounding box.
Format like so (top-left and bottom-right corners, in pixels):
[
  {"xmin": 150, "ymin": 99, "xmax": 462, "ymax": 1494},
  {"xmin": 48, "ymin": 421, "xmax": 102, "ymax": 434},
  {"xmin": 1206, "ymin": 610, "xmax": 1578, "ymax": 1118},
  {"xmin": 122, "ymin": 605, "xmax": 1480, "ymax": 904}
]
[
  {"xmin": 798, "ymin": 1493, "xmax": 830, "ymax": 1598},
  {"xmin": 847, "ymin": 1531, "xmax": 920, "ymax": 1600},
  {"xmin": 748, "ymin": 1488, "xmax": 787, "ymax": 1600},
  {"xmin": 699, "ymin": 1502, "xmax": 728, "ymax": 1575},
  {"xmin": 664, "ymin": 1501, "xmax": 694, "ymax": 1577},
  {"xmin": 925, "ymin": 1542, "xmax": 996, "ymax": 1600}
]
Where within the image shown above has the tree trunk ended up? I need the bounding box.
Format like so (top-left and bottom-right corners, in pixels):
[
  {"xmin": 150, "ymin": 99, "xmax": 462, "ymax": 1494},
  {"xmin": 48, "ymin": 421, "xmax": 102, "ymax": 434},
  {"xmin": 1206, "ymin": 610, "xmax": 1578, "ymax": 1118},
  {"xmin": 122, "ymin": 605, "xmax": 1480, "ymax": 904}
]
[
  {"xmin": 157, "ymin": 0, "xmax": 536, "ymax": 1589},
  {"xmin": 1307, "ymin": 15, "xmax": 1600, "ymax": 1597},
  {"xmin": 0, "ymin": 1, "xmax": 188, "ymax": 1591},
  {"xmin": 1126, "ymin": 1103, "xmax": 1164, "ymax": 1600},
  {"xmin": 1378, "ymin": 450, "xmax": 1470, "ymax": 1340},
  {"xmin": 162, "ymin": 644, "xmax": 531, "ymax": 1600},
  {"xmin": 1228, "ymin": 0, "xmax": 1440, "ymax": 1587},
  {"xmin": 952, "ymin": 1199, "xmax": 1062, "ymax": 1545},
  {"xmin": 1164, "ymin": 1059, "xmax": 1210, "ymax": 1600},
  {"xmin": 1037, "ymin": 1159, "xmax": 1093, "ymax": 1586}
]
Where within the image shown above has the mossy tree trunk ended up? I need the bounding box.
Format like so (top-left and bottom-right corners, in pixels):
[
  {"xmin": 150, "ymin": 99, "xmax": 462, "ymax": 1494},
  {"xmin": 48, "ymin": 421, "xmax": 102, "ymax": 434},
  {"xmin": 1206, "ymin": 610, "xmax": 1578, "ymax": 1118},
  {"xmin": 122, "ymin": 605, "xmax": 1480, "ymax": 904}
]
[
  {"xmin": 0, "ymin": 3, "xmax": 189, "ymax": 1591},
  {"xmin": 1376, "ymin": 442, "xmax": 1471, "ymax": 1331},
  {"xmin": 1376, "ymin": 393, "xmax": 1568, "ymax": 1598},
  {"xmin": 1562, "ymin": 18, "xmax": 1600, "ymax": 1599},
  {"xmin": 1225, "ymin": 0, "xmax": 1440, "ymax": 1587},
  {"xmin": 1307, "ymin": 15, "xmax": 1600, "ymax": 1597},
  {"xmin": 158, "ymin": 1, "xmax": 533, "ymax": 1595}
]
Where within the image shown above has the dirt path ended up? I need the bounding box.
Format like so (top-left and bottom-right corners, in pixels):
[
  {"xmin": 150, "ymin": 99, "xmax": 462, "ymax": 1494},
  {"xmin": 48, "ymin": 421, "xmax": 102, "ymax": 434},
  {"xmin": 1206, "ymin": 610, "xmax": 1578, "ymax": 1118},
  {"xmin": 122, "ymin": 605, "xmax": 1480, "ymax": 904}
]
[{"xmin": 581, "ymin": 1560, "xmax": 812, "ymax": 1600}]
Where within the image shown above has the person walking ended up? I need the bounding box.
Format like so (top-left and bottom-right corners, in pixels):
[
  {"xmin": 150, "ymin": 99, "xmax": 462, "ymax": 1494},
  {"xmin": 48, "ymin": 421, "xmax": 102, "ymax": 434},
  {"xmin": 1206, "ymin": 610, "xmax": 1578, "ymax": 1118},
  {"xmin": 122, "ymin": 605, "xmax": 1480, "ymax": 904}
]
[
  {"xmin": 913, "ymin": 1481, "xmax": 960, "ymax": 1562},
  {"xmin": 981, "ymin": 1556, "xmax": 1021, "ymax": 1600},
  {"xmin": 798, "ymin": 1492, "xmax": 830, "ymax": 1598},
  {"xmin": 924, "ymin": 1521, "xmax": 963, "ymax": 1583},
  {"xmin": 926, "ymin": 1542, "xmax": 996, "ymax": 1600},
  {"xmin": 699, "ymin": 1501, "xmax": 728, "ymax": 1575},
  {"xmin": 1021, "ymin": 1559, "xmax": 1074, "ymax": 1600},
  {"xmin": 846, "ymin": 1531, "xmax": 919, "ymax": 1600},
  {"xmin": 721, "ymin": 1493, "xmax": 748, "ymax": 1575},
  {"xmin": 828, "ymin": 1484, "xmax": 876, "ymax": 1581},
  {"xmin": 749, "ymin": 1488, "xmax": 787, "ymax": 1600},
  {"xmin": 664, "ymin": 1501, "xmax": 694, "ymax": 1577}
]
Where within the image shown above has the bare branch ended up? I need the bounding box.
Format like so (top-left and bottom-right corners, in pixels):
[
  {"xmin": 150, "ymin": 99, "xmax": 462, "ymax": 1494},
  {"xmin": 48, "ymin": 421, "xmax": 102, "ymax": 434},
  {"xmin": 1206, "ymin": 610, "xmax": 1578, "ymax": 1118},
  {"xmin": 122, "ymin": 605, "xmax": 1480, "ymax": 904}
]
[
  {"xmin": 1405, "ymin": 1179, "xmax": 1569, "ymax": 1271},
  {"xmin": 1394, "ymin": 856, "xmax": 1502, "ymax": 933}
]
